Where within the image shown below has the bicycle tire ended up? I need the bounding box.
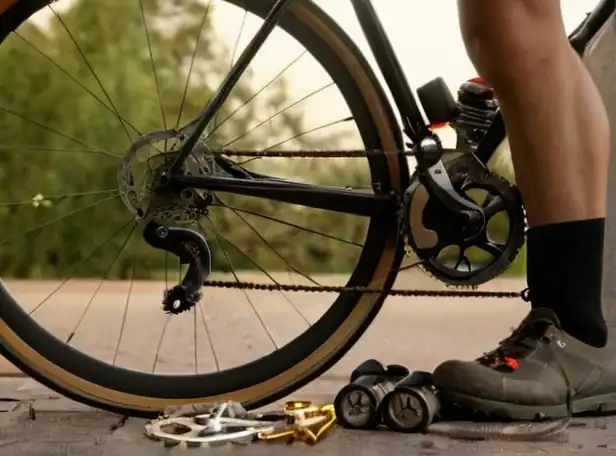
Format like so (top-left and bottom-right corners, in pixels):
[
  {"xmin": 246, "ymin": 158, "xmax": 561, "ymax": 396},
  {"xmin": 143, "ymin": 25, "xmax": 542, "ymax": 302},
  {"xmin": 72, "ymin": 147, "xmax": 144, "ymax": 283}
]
[{"xmin": 0, "ymin": 0, "xmax": 409, "ymax": 417}]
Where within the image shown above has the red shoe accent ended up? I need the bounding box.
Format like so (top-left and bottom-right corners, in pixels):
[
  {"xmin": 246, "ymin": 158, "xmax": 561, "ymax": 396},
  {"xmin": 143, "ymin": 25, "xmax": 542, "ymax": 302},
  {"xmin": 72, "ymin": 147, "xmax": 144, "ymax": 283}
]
[{"xmin": 503, "ymin": 357, "xmax": 520, "ymax": 370}]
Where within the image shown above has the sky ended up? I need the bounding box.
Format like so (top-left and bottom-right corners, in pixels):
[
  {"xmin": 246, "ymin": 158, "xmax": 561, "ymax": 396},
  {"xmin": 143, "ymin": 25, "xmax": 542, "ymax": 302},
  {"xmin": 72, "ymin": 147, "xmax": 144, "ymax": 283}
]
[
  {"xmin": 212, "ymin": 0, "xmax": 601, "ymax": 88},
  {"xmin": 24, "ymin": 0, "xmax": 606, "ymax": 149},
  {"xmin": 206, "ymin": 0, "xmax": 603, "ymax": 147}
]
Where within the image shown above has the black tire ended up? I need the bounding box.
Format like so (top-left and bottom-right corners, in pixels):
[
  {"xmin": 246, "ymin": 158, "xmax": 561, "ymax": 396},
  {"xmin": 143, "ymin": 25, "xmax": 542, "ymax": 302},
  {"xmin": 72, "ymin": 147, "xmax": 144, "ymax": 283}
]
[{"xmin": 0, "ymin": 0, "xmax": 409, "ymax": 417}]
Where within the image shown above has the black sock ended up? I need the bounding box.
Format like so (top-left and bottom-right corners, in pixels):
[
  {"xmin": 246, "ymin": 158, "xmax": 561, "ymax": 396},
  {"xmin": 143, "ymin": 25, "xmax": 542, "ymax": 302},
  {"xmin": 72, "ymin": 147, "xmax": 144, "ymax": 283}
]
[{"xmin": 526, "ymin": 218, "xmax": 607, "ymax": 348}]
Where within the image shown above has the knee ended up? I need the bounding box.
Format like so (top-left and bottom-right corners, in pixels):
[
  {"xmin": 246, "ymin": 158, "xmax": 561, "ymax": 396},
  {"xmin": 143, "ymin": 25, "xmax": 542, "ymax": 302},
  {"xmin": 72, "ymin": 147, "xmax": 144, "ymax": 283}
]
[{"xmin": 458, "ymin": 0, "xmax": 568, "ymax": 83}]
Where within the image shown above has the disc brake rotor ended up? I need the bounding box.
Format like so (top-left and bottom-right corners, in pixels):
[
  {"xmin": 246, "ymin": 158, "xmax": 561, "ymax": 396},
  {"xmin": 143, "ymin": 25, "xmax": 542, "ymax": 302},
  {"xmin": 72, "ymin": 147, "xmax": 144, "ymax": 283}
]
[{"xmin": 118, "ymin": 129, "xmax": 221, "ymax": 225}]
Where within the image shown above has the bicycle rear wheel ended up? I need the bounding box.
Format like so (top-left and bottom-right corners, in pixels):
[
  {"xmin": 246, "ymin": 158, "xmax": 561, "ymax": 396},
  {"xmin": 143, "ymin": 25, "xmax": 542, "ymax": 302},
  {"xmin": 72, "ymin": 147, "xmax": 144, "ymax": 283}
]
[{"xmin": 0, "ymin": 0, "xmax": 408, "ymax": 416}]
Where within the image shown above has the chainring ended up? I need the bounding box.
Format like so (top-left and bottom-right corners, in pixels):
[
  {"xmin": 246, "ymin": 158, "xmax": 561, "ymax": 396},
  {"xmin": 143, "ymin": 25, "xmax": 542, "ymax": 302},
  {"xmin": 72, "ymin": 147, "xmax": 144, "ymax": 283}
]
[
  {"xmin": 145, "ymin": 402, "xmax": 278, "ymax": 448},
  {"xmin": 403, "ymin": 154, "xmax": 526, "ymax": 287}
]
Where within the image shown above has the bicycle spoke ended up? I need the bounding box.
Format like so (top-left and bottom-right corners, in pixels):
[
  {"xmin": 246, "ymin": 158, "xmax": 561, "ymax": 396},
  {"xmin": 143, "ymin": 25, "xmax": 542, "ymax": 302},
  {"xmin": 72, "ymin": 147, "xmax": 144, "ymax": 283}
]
[
  {"xmin": 210, "ymin": 50, "xmax": 307, "ymax": 137},
  {"xmin": 205, "ymin": 219, "xmax": 310, "ymax": 326},
  {"xmin": 48, "ymin": 5, "xmax": 133, "ymax": 143},
  {"xmin": 12, "ymin": 31, "xmax": 143, "ymax": 139},
  {"xmin": 230, "ymin": 10, "xmax": 248, "ymax": 69},
  {"xmin": 152, "ymin": 315, "xmax": 172, "ymax": 373},
  {"xmin": 175, "ymin": 0, "xmax": 213, "ymax": 129},
  {"xmin": 193, "ymin": 305, "xmax": 199, "ymax": 374},
  {"xmin": 217, "ymin": 197, "xmax": 320, "ymax": 286},
  {"xmin": 113, "ymin": 261, "xmax": 136, "ymax": 366},
  {"xmin": 210, "ymin": 8, "xmax": 247, "ymax": 133},
  {"xmin": 139, "ymin": 1, "xmax": 167, "ymax": 141},
  {"xmin": 205, "ymin": 223, "xmax": 281, "ymax": 288},
  {"xmin": 0, "ymin": 145, "xmax": 118, "ymax": 158},
  {"xmin": 170, "ymin": 0, "xmax": 294, "ymax": 171},
  {"xmin": 198, "ymin": 302, "xmax": 220, "ymax": 372},
  {"xmin": 201, "ymin": 219, "xmax": 279, "ymax": 350},
  {"xmin": 0, "ymin": 193, "xmax": 119, "ymax": 247},
  {"xmin": 0, "ymin": 106, "xmax": 117, "ymax": 158},
  {"xmin": 0, "ymin": 189, "xmax": 118, "ymax": 207},
  {"xmin": 281, "ymin": 271, "xmax": 312, "ymax": 326},
  {"xmin": 263, "ymin": 117, "xmax": 353, "ymax": 151},
  {"xmin": 223, "ymin": 82, "xmax": 335, "ymax": 148},
  {"xmin": 211, "ymin": 201, "xmax": 362, "ymax": 247},
  {"xmin": 66, "ymin": 222, "xmax": 138, "ymax": 344},
  {"xmin": 28, "ymin": 218, "xmax": 135, "ymax": 316}
]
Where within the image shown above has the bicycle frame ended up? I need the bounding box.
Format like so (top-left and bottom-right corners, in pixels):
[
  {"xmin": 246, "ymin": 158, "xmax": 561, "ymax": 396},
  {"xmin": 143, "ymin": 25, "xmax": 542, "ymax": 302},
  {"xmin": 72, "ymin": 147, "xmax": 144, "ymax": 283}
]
[{"xmin": 167, "ymin": 0, "xmax": 615, "ymax": 219}]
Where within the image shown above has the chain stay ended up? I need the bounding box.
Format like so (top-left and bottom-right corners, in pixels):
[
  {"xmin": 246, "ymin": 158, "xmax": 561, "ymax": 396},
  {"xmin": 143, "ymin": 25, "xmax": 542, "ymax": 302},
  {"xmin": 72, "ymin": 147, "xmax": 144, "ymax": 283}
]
[{"xmin": 204, "ymin": 148, "xmax": 520, "ymax": 300}]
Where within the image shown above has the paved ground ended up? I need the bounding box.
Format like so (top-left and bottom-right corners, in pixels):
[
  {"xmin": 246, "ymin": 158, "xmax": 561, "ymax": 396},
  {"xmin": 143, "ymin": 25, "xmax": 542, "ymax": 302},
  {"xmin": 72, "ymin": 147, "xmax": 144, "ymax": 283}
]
[
  {"xmin": 1, "ymin": 273, "xmax": 615, "ymax": 455},
  {"xmin": 3, "ymin": 377, "xmax": 616, "ymax": 456}
]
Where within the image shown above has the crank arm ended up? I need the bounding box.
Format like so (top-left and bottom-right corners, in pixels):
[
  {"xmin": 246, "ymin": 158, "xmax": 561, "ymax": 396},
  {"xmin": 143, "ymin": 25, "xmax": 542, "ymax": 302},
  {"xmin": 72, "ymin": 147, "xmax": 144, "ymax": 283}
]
[
  {"xmin": 421, "ymin": 161, "xmax": 482, "ymax": 215},
  {"xmin": 414, "ymin": 137, "xmax": 485, "ymax": 225}
]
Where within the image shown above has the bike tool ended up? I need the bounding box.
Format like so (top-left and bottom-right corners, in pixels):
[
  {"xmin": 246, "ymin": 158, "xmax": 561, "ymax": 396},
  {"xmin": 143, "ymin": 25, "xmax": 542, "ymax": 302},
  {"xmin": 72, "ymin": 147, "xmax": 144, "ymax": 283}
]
[
  {"xmin": 334, "ymin": 360, "xmax": 409, "ymax": 430},
  {"xmin": 258, "ymin": 401, "xmax": 337, "ymax": 444},
  {"xmin": 381, "ymin": 370, "xmax": 440, "ymax": 433}
]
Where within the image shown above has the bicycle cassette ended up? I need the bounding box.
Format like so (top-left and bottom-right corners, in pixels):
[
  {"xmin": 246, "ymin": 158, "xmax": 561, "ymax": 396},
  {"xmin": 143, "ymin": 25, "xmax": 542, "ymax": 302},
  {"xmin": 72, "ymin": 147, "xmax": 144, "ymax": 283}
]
[{"xmin": 403, "ymin": 154, "xmax": 525, "ymax": 287}]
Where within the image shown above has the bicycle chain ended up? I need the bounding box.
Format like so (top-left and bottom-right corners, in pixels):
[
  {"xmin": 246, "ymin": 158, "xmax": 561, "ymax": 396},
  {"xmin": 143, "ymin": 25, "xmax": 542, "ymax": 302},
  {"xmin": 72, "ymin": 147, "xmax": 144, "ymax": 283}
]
[
  {"xmin": 203, "ymin": 280, "xmax": 520, "ymax": 299},
  {"xmin": 216, "ymin": 148, "xmax": 414, "ymax": 158},
  {"xmin": 204, "ymin": 148, "xmax": 521, "ymax": 300}
]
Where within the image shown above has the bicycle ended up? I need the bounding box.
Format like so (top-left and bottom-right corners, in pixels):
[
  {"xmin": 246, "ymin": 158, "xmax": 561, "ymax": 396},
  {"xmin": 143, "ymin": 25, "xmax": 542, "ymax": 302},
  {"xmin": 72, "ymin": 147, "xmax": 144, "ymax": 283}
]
[{"xmin": 0, "ymin": 0, "xmax": 611, "ymax": 418}]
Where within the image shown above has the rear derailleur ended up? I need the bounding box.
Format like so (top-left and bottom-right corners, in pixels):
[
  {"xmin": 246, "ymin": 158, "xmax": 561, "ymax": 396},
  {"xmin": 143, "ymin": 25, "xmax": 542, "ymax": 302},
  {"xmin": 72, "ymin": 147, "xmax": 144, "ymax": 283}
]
[{"xmin": 143, "ymin": 221, "xmax": 211, "ymax": 315}]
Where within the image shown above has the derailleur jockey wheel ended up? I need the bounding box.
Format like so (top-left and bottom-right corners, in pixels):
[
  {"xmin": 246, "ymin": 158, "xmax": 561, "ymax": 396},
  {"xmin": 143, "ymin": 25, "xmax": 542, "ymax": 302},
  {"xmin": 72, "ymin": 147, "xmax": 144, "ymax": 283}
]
[{"xmin": 403, "ymin": 155, "xmax": 526, "ymax": 287}]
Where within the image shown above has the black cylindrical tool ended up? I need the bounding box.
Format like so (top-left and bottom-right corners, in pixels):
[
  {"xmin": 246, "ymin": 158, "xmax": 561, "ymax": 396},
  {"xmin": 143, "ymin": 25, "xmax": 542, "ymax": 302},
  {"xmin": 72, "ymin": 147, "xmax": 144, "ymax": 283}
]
[
  {"xmin": 381, "ymin": 371, "xmax": 440, "ymax": 433},
  {"xmin": 334, "ymin": 360, "xmax": 409, "ymax": 430}
]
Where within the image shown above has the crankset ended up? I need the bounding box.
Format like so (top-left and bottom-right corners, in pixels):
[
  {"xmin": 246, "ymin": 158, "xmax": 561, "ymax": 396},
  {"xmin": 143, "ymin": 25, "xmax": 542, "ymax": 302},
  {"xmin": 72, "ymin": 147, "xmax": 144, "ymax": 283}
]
[{"xmin": 403, "ymin": 154, "xmax": 526, "ymax": 287}]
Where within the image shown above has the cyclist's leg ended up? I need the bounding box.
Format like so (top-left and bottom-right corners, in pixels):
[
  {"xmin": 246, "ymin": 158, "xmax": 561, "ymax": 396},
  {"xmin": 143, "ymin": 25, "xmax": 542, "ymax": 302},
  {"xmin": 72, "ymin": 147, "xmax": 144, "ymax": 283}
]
[
  {"xmin": 432, "ymin": 0, "xmax": 614, "ymax": 419},
  {"xmin": 458, "ymin": 0, "xmax": 608, "ymax": 346}
]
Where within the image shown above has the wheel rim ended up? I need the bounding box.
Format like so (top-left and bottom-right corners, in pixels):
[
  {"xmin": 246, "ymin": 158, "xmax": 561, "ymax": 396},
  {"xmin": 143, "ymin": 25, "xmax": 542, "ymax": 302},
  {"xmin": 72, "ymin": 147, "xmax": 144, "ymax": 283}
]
[{"xmin": 0, "ymin": 0, "xmax": 406, "ymax": 413}]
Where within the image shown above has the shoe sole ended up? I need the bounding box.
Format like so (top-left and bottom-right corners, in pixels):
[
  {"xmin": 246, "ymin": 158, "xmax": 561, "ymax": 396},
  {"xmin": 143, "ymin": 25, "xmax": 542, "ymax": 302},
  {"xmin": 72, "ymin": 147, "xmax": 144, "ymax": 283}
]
[{"xmin": 440, "ymin": 390, "xmax": 616, "ymax": 421}]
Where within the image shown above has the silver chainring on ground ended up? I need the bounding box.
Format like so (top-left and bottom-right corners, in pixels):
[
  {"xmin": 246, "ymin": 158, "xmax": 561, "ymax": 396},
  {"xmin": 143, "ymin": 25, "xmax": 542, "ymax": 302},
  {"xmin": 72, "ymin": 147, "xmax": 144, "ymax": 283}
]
[{"xmin": 144, "ymin": 402, "xmax": 280, "ymax": 448}]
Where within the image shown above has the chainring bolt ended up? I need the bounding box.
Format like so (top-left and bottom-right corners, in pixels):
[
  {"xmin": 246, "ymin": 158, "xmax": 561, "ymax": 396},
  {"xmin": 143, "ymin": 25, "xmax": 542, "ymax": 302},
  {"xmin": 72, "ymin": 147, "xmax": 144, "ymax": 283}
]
[
  {"xmin": 156, "ymin": 226, "xmax": 169, "ymax": 238},
  {"xmin": 180, "ymin": 188, "xmax": 195, "ymax": 202}
]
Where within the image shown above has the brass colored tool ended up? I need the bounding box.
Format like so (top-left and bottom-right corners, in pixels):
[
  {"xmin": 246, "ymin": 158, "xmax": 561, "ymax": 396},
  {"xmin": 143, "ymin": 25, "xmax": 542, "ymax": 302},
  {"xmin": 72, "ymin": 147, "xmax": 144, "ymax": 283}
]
[{"xmin": 258, "ymin": 401, "xmax": 336, "ymax": 444}]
